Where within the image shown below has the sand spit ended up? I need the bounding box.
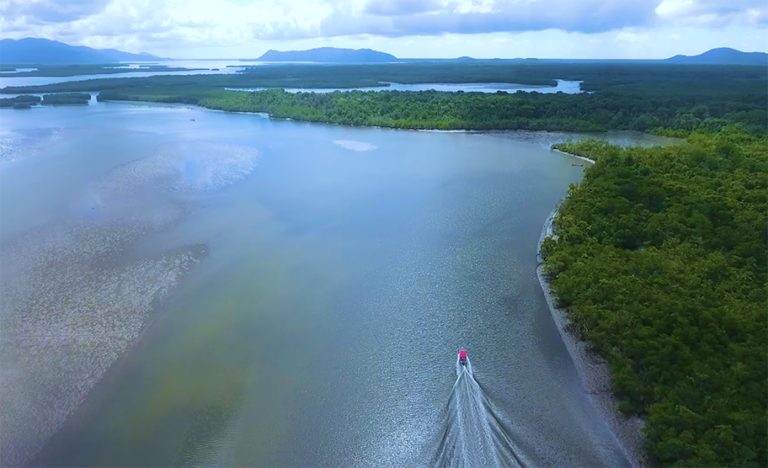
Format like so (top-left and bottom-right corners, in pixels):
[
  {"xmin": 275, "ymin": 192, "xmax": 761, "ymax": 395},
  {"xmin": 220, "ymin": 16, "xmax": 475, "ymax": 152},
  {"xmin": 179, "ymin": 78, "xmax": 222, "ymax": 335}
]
[
  {"xmin": 537, "ymin": 208, "xmax": 648, "ymax": 468},
  {"xmin": 0, "ymin": 141, "xmax": 260, "ymax": 467}
]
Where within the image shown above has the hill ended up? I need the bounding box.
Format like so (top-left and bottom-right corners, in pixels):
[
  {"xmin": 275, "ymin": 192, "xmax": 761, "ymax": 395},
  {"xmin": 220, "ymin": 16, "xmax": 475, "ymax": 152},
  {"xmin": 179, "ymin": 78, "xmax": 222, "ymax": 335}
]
[
  {"xmin": 665, "ymin": 47, "xmax": 767, "ymax": 65},
  {"xmin": 255, "ymin": 47, "xmax": 397, "ymax": 63},
  {"xmin": 0, "ymin": 38, "xmax": 164, "ymax": 64}
]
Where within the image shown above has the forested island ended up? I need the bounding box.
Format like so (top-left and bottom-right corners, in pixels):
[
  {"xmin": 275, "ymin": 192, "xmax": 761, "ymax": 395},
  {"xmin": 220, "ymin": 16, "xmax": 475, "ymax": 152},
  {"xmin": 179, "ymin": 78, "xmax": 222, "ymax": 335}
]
[
  {"xmin": 0, "ymin": 95, "xmax": 41, "ymax": 108},
  {"xmin": 1, "ymin": 93, "xmax": 91, "ymax": 107},
  {"xmin": 41, "ymin": 93, "xmax": 91, "ymax": 105},
  {"xmin": 544, "ymin": 127, "xmax": 766, "ymax": 467}
]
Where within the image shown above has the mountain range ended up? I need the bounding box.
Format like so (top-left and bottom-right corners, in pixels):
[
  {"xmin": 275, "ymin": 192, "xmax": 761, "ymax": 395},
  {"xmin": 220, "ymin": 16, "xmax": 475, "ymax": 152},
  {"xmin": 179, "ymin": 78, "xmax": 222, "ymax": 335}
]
[
  {"xmin": 255, "ymin": 47, "xmax": 397, "ymax": 63},
  {"xmin": 664, "ymin": 47, "xmax": 767, "ymax": 65},
  {"xmin": 1, "ymin": 38, "xmax": 765, "ymax": 66},
  {"xmin": 0, "ymin": 38, "xmax": 164, "ymax": 64}
]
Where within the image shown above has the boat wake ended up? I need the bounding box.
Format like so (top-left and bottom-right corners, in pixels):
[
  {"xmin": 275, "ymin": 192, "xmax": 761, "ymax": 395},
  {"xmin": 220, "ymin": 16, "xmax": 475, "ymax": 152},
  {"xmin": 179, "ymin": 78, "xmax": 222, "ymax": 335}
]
[{"xmin": 432, "ymin": 356, "xmax": 526, "ymax": 468}]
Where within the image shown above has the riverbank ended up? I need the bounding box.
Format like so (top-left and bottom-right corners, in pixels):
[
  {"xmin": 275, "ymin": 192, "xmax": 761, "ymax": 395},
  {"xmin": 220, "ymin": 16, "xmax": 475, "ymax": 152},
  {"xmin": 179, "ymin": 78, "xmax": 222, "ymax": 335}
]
[
  {"xmin": 536, "ymin": 154, "xmax": 647, "ymax": 468},
  {"xmin": 551, "ymin": 148, "xmax": 595, "ymax": 163}
]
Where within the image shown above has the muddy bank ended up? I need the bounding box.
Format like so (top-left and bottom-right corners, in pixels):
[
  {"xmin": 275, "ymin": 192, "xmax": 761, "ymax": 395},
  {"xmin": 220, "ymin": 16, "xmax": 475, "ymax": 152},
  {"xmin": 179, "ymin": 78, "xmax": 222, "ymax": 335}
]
[{"xmin": 536, "ymin": 156, "xmax": 647, "ymax": 468}]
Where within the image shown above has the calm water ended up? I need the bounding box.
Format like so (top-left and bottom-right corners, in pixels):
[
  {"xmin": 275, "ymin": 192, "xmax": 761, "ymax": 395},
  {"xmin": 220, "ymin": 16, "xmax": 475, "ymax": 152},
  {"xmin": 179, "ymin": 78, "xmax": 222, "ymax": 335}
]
[
  {"xmin": 227, "ymin": 79, "xmax": 583, "ymax": 94},
  {"xmin": 1, "ymin": 62, "xmax": 582, "ymax": 95},
  {"xmin": 0, "ymin": 60, "xmax": 247, "ymax": 89},
  {"xmin": 0, "ymin": 102, "xmax": 665, "ymax": 467}
]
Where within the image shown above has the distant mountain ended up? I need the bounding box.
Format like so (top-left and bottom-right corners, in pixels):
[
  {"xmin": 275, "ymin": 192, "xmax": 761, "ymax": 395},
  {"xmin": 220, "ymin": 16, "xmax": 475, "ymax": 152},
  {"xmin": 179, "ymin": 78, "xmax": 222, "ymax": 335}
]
[
  {"xmin": 255, "ymin": 47, "xmax": 397, "ymax": 63},
  {"xmin": 665, "ymin": 47, "xmax": 767, "ymax": 65},
  {"xmin": 0, "ymin": 38, "xmax": 164, "ymax": 64},
  {"xmin": 455, "ymin": 56, "xmax": 476, "ymax": 61}
]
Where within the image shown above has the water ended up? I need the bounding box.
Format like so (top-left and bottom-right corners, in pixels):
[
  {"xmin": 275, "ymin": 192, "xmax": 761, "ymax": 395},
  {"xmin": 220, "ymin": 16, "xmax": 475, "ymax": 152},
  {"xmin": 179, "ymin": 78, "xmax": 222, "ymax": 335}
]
[
  {"xmin": 1, "ymin": 63, "xmax": 581, "ymax": 95},
  {"xmin": 0, "ymin": 60, "xmax": 247, "ymax": 89},
  {"xmin": 0, "ymin": 68, "xmax": 39, "ymax": 74},
  {"xmin": 227, "ymin": 79, "xmax": 583, "ymax": 94},
  {"xmin": 0, "ymin": 102, "xmax": 671, "ymax": 467},
  {"xmin": 432, "ymin": 356, "xmax": 526, "ymax": 467}
]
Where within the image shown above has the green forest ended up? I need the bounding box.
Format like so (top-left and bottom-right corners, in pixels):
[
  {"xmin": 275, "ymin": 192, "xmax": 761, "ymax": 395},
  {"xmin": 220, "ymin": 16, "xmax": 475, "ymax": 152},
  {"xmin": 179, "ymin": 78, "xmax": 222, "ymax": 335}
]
[
  {"xmin": 41, "ymin": 93, "xmax": 91, "ymax": 105},
  {"xmin": 88, "ymin": 84, "xmax": 766, "ymax": 135},
  {"xmin": 0, "ymin": 94, "xmax": 41, "ymax": 108},
  {"xmin": 0, "ymin": 93, "xmax": 91, "ymax": 107},
  {"xmin": 3, "ymin": 62, "xmax": 766, "ymax": 135},
  {"xmin": 543, "ymin": 127, "xmax": 767, "ymax": 466}
]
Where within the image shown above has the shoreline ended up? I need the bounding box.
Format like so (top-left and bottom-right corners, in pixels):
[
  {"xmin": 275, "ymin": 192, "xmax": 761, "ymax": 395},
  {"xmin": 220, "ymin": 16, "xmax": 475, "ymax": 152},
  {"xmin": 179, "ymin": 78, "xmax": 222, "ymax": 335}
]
[
  {"xmin": 536, "ymin": 154, "xmax": 647, "ymax": 468},
  {"xmin": 551, "ymin": 147, "xmax": 596, "ymax": 163}
]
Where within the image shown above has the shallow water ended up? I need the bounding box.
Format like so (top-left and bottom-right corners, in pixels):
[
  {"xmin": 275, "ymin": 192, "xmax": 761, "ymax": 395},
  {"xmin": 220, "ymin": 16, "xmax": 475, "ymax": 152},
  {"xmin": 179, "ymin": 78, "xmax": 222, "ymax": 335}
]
[{"xmin": 0, "ymin": 102, "xmax": 670, "ymax": 467}]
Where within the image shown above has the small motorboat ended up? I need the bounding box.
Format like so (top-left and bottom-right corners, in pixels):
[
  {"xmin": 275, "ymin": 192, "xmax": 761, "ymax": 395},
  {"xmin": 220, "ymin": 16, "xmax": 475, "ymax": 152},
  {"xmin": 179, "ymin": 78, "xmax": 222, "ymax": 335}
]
[{"xmin": 459, "ymin": 349, "xmax": 468, "ymax": 365}]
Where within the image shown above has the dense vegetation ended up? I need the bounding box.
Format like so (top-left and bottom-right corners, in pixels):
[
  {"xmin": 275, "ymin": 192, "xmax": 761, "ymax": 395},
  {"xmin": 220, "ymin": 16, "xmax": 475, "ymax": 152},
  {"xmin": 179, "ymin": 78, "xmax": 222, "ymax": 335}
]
[
  {"xmin": 542, "ymin": 127, "xmax": 767, "ymax": 466},
  {"xmin": 0, "ymin": 94, "xmax": 41, "ymax": 108},
  {"xmin": 4, "ymin": 62, "xmax": 765, "ymax": 135},
  {"xmin": 90, "ymin": 84, "xmax": 766, "ymax": 135},
  {"xmin": 41, "ymin": 93, "xmax": 91, "ymax": 105},
  {"xmin": 101, "ymin": 88, "xmax": 611, "ymax": 131}
]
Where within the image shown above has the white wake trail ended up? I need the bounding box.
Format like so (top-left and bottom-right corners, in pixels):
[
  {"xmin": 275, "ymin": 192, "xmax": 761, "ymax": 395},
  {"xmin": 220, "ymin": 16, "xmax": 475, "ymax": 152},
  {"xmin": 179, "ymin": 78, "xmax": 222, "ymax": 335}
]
[{"xmin": 432, "ymin": 357, "xmax": 525, "ymax": 468}]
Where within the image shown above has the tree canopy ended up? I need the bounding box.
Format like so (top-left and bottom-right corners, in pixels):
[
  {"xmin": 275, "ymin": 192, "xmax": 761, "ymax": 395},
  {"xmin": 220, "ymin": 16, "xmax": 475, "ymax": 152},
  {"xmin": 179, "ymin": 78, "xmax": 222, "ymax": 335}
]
[{"xmin": 544, "ymin": 127, "xmax": 767, "ymax": 467}]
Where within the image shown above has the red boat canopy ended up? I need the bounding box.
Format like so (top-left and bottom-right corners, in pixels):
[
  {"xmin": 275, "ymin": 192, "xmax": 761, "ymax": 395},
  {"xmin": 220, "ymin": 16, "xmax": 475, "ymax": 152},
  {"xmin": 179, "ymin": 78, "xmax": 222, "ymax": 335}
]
[{"xmin": 459, "ymin": 350, "xmax": 467, "ymax": 359}]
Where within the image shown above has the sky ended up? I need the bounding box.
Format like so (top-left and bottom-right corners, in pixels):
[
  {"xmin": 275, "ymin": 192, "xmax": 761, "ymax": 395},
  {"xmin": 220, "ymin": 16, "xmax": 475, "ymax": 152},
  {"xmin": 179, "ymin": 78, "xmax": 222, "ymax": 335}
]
[{"xmin": 1, "ymin": 0, "xmax": 766, "ymax": 59}]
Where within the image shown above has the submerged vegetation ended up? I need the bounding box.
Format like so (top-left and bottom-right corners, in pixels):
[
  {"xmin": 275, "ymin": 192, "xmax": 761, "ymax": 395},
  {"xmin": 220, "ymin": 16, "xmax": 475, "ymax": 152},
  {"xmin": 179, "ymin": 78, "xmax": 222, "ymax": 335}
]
[{"xmin": 543, "ymin": 127, "xmax": 767, "ymax": 467}]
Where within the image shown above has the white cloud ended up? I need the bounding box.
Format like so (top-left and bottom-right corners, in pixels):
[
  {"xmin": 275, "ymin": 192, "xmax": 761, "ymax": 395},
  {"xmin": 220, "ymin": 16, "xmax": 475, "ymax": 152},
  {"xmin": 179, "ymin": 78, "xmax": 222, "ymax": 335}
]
[
  {"xmin": 655, "ymin": 0, "xmax": 695, "ymax": 17},
  {"xmin": 0, "ymin": 0, "xmax": 766, "ymax": 57}
]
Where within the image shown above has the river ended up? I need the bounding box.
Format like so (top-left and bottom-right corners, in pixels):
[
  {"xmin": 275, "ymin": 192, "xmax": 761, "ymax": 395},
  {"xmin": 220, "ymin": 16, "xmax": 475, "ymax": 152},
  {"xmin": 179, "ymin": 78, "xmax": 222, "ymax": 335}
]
[
  {"xmin": 225, "ymin": 79, "xmax": 583, "ymax": 94},
  {"xmin": 1, "ymin": 102, "xmax": 669, "ymax": 467}
]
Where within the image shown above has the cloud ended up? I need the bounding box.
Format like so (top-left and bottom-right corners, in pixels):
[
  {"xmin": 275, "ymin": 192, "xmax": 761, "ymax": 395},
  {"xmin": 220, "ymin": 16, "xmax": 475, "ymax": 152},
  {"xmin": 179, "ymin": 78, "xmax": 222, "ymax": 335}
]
[
  {"xmin": 0, "ymin": 0, "xmax": 766, "ymax": 55},
  {"xmin": 655, "ymin": 0, "xmax": 767, "ymax": 27},
  {"xmin": 324, "ymin": 0, "xmax": 660, "ymax": 37},
  {"xmin": 1, "ymin": 0, "xmax": 111, "ymax": 23},
  {"xmin": 364, "ymin": 0, "xmax": 442, "ymax": 16}
]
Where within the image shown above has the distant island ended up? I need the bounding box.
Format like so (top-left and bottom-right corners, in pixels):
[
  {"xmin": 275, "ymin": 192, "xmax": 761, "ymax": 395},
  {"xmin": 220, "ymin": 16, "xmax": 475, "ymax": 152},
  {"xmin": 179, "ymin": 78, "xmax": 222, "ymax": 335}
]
[
  {"xmin": 254, "ymin": 47, "xmax": 397, "ymax": 63},
  {"xmin": 665, "ymin": 47, "xmax": 767, "ymax": 65},
  {"xmin": 0, "ymin": 38, "xmax": 165, "ymax": 64}
]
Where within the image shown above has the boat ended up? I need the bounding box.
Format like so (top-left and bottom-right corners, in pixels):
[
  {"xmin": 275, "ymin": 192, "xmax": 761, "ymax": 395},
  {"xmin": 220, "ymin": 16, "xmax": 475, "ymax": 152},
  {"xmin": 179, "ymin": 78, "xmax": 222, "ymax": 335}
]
[{"xmin": 459, "ymin": 349, "xmax": 468, "ymax": 365}]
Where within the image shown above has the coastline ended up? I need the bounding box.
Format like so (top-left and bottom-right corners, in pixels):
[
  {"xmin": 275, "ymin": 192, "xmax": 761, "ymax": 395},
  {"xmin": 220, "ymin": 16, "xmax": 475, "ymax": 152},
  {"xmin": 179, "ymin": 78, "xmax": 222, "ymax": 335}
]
[
  {"xmin": 551, "ymin": 147, "xmax": 596, "ymax": 164},
  {"xmin": 537, "ymin": 152, "xmax": 647, "ymax": 468}
]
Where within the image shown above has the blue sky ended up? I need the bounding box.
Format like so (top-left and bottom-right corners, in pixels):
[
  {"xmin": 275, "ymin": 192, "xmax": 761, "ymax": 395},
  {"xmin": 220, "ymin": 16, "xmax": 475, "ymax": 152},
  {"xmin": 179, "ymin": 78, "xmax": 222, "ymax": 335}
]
[{"xmin": 1, "ymin": 0, "xmax": 766, "ymax": 58}]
